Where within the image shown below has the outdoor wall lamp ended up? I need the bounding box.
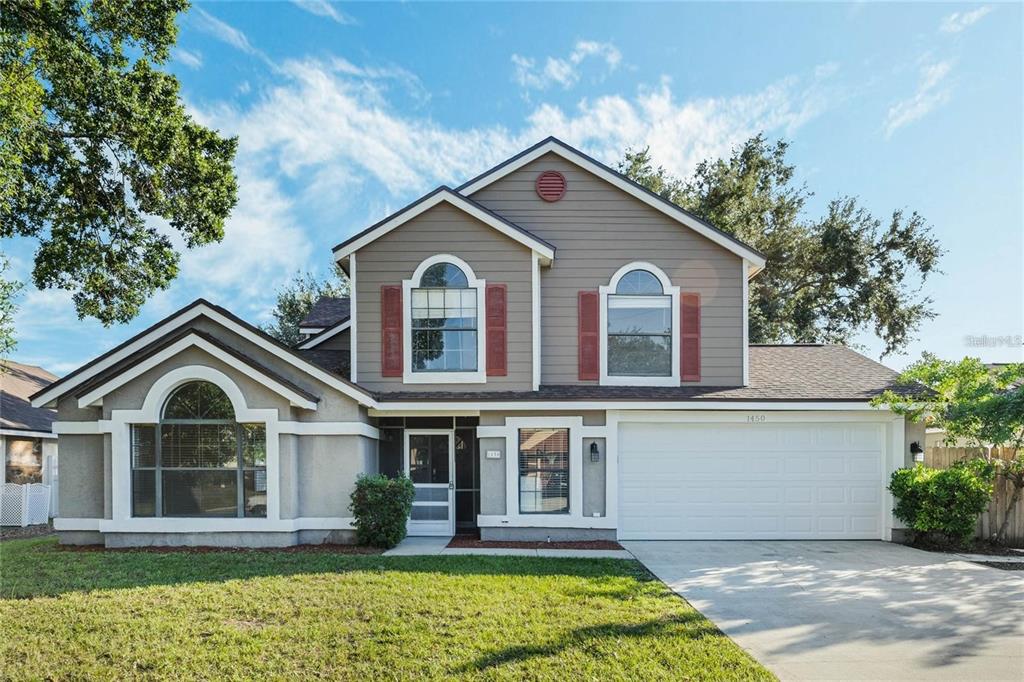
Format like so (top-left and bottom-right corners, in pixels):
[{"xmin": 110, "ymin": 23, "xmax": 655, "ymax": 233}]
[
  {"xmin": 590, "ymin": 442, "xmax": 601, "ymax": 462},
  {"xmin": 910, "ymin": 441, "xmax": 924, "ymax": 462}
]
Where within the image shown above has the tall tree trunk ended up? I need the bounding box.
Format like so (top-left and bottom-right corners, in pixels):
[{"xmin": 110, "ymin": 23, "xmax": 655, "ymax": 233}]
[{"xmin": 995, "ymin": 480, "xmax": 1022, "ymax": 545}]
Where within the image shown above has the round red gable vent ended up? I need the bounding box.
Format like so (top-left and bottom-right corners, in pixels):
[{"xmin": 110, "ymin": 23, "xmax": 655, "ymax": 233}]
[{"xmin": 535, "ymin": 170, "xmax": 567, "ymax": 202}]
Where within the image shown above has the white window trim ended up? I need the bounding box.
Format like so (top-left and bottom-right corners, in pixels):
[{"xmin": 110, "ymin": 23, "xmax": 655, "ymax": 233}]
[
  {"xmin": 349, "ymin": 253, "xmax": 358, "ymax": 383},
  {"xmin": 599, "ymin": 262, "xmax": 680, "ymax": 387},
  {"xmin": 402, "ymin": 254, "xmax": 486, "ymax": 384},
  {"xmin": 531, "ymin": 251, "xmax": 541, "ymax": 391},
  {"xmin": 107, "ymin": 365, "xmax": 283, "ymax": 526},
  {"xmin": 477, "ymin": 416, "xmax": 611, "ymax": 528},
  {"xmin": 297, "ymin": 319, "xmax": 350, "ymax": 350},
  {"xmin": 742, "ymin": 258, "xmax": 750, "ymax": 386}
]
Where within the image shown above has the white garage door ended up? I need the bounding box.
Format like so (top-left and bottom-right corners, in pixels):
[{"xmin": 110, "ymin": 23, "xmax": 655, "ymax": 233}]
[{"xmin": 618, "ymin": 421, "xmax": 887, "ymax": 540}]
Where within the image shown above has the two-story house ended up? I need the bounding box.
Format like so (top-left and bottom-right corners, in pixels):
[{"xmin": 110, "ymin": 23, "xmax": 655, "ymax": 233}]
[{"xmin": 34, "ymin": 138, "xmax": 923, "ymax": 547}]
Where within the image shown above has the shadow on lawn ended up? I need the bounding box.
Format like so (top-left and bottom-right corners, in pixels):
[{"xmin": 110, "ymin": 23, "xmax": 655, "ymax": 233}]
[
  {"xmin": 0, "ymin": 537, "xmax": 645, "ymax": 599},
  {"xmin": 459, "ymin": 612, "xmax": 717, "ymax": 673}
]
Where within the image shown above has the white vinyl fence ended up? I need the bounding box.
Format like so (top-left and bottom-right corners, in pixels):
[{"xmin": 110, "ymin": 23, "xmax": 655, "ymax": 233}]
[{"xmin": 0, "ymin": 483, "xmax": 51, "ymax": 527}]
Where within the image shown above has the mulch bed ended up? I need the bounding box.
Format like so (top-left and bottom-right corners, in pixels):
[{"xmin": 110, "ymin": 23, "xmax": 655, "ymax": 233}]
[
  {"xmin": 907, "ymin": 538, "xmax": 1024, "ymax": 557},
  {"xmin": 0, "ymin": 523, "xmax": 54, "ymax": 542},
  {"xmin": 975, "ymin": 561, "xmax": 1024, "ymax": 571},
  {"xmin": 447, "ymin": 534, "xmax": 623, "ymax": 551}
]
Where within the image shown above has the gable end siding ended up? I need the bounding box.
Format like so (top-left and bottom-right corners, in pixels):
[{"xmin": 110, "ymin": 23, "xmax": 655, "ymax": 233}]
[
  {"xmin": 355, "ymin": 202, "xmax": 534, "ymax": 392},
  {"xmin": 471, "ymin": 152, "xmax": 744, "ymax": 386}
]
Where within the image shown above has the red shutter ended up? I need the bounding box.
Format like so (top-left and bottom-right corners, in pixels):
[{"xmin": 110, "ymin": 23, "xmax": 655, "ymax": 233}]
[
  {"xmin": 486, "ymin": 284, "xmax": 507, "ymax": 376},
  {"xmin": 380, "ymin": 285, "xmax": 403, "ymax": 377},
  {"xmin": 680, "ymin": 293, "xmax": 701, "ymax": 382},
  {"xmin": 578, "ymin": 290, "xmax": 600, "ymax": 381}
]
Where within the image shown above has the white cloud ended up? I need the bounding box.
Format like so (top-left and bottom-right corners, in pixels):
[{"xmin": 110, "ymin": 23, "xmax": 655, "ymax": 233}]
[
  {"xmin": 212, "ymin": 56, "xmax": 836, "ymax": 204},
  {"xmin": 884, "ymin": 60, "xmax": 954, "ymax": 138},
  {"xmin": 940, "ymin": 6, "xmax": 993, "ymax": 33},
  {"xmin": 173, "ymin": 48, "xmax": 203, "ymax": 69},
  {"xmin": 291, "ymin": 0, "xmax": 356, "ymax": 25},
  {"xmin": 192, "ymin": 8, "xmax": 261, "ymax": 57},
  {"xmin": 512, "ymin": 40, "xmax": 622, "ymax": 91}
]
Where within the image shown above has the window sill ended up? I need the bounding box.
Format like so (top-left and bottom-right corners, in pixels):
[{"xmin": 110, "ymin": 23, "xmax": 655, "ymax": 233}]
[
  {"xmin": 402, "ymin": 370, "xmax": 486, "ymax": 384},
  {"xmin": 601, "ymin": 375, "xmax": 680, "ymax": 387}
]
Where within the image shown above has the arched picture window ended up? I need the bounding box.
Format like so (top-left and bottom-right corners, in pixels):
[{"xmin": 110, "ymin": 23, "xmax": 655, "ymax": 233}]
[
  {"xmin": 607, "ymin": 269, "xmax": 672, "ymax": 377},
  {"xmin": 410, "ymin": 262, "xmax": 478, "ymax": 372},
  {"xmin": 130, "ymin": 381, "xmax": 267, "ymax": 518}
]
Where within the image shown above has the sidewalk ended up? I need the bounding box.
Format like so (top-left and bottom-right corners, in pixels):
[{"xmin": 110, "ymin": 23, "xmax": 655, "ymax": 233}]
[{"xmin": 382, "ymin": 536, "xmax": 633, "ymax": 559}]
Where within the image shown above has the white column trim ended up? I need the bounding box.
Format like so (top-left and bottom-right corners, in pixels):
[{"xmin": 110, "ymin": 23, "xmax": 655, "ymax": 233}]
[
  {"xmin": 350, "ymin": 252, "xmax": 358, "ymax": 383},
  {"xmin": 531, "ymin": 251, "xmax": 541, "ymax": 391},
  {"xmin": 742, "ymin": 258, "xmax": 750, "ymax": 386}
]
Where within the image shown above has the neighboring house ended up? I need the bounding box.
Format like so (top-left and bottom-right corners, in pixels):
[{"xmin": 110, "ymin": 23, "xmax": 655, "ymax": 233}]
[
  {"xmin": 34, "ymin": 137, "xmax": 924, "ymax": 548},
  {"xmin": 2, "ymin": 361, "xmax": 59, "ymax": 514}
]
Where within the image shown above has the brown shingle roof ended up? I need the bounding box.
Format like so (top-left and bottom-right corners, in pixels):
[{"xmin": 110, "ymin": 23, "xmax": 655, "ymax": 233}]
[
  {"xmin": 1, "ymin": 361, "xmax": 58, "ymax": 433},
  {"xmin": 299, "ymin": 297, "xmax": 350, "ymax": 328},
  {"xmin": 375, "ymin": 345, "xmax": 921, "ymax": 403}
]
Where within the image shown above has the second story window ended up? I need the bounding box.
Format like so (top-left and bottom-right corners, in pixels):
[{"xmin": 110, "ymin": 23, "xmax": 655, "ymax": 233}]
[
  {"xmin": 411, "ymin": 262, "xmax": 478, "ymax": 372},
  {"xmin": 607, "ymin": 270, "xmax": 672, "ymax": 377}
]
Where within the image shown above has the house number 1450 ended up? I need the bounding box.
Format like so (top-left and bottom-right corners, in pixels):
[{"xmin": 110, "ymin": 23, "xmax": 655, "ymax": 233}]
[{"xmin": 746, "ymin": 414, "xmax": 767, "ymax": 423}]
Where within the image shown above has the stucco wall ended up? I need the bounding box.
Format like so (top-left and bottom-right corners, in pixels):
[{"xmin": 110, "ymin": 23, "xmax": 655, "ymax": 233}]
[
  {"xmin": 297, "ymin": 435, "xmax": 377, "ymax": 517},
  {"xmin": 56, "ymin": 434, "xmax": 104, "ymax": 518},
  {"xmin": 51, "ymin": 316, "xmax": 373, "ymax": 538}
]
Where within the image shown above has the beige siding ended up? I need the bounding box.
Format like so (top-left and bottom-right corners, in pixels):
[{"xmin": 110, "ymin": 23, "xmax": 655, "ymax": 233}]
[
  {"xmin": 472, "ymin": 152, "xmax": 745, "ymax": 386},
  {"xmin": 355, "ymin": 202, "xmax": 534, "ymax": 391}
]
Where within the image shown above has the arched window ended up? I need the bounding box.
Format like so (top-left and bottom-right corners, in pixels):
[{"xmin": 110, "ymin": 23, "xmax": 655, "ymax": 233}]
[
  {"xmin": 606, "ymin": 267, "xmax": 673, "ymax": 378},
  {"xmin": 410, "ymin": 261, "xmax": 478, "ymax": 372},
  {"xmin": 130, "ymin": 381, "xmax": 267, "ymax": 518}
]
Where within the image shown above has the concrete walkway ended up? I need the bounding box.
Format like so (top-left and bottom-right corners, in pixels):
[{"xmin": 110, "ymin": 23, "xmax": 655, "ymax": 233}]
[
  {"xmin": 625, "ymin": 540, "xmax": 1024, "ymax": 681},
  {"xmin": 383, "ymin": 536, "xmax": 632, "ymax": 559}
]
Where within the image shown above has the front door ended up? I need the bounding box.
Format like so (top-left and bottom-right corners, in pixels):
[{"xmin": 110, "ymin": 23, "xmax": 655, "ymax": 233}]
[{"xmin": 405, "ymin": 430, "xmax": 455, "ymax": 536}]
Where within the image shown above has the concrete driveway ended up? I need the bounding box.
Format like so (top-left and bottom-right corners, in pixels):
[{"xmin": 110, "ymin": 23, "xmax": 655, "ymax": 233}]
[{"xmin": 624, "ymin": 541, "xmax": 1024, "ymax": 681}]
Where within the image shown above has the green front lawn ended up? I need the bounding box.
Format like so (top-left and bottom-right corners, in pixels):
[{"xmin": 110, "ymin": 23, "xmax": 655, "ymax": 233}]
[{"xmin": 0, "ymin": 537, "xmax": 773, "ymax": 680}]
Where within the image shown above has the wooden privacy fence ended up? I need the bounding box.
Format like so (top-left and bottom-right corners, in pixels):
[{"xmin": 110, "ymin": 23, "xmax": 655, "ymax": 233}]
[{"xmin": 924, "ymin": 447, "xmax": 1022, "ymax": 546}]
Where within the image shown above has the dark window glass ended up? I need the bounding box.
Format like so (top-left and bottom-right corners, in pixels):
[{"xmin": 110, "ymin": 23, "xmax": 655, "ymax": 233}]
[
  {"xmin": 607, "ymin": 335, "xmax": 672, "ymax": 376},
  {"xmin": 130, "ymin": 382, "xmax": 266, "ymax": 519},
  {"xmin": 607, "ymin": 281, "xmax": 672, "ymax": 377},
  {"xmin": 420, "ymin": 262, "xmax": 468, "ymax": 288},
  {"xmin": 244, "ymin": 470, "xmax": 267, "ymax": 518},
  {"xmin": 132, "ymin": 470, "xmax": 156, "ymax": 517},
  {"xmin": 615, "ymin": 269, "xmax": 663, "ymax": 295},
  {"xmin": 405, "ymin": 417, "xmax": 453, "ymax": 429},
  {"xmin": 408, "ymin": 434, "xmax": 449, "ymax": 484},
  {"xmin": 162, "ymin": 470, "xmax": 238, "ymax": 517},
  {"xmin": 518, "ymin": 428, "xmax": 569, "ymax": 514},
  {"xmin": 411, "ymin": 264, "xmax": 477, "ymax": 372},
  {"xmin": 162, "ymin": 381, "xmax": 234, "ymax": 420},
  {"xmin": 378, "ymin": 428, "xmax": 404, "ymax": 478}
]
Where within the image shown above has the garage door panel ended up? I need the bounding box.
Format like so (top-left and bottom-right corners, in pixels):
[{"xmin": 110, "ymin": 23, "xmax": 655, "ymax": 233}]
[{"xmin": 619, "ymin": 422, "xmax": 886, "ymax": 540}]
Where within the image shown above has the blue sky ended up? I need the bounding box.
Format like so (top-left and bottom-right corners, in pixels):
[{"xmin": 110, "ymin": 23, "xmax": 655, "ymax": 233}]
[{"xmin": 5, "ymin": 1, "xmax": 1022, "ymax": 375}]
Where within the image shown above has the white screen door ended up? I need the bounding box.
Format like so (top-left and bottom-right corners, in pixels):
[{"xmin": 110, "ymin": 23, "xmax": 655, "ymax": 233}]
[{"xmin": 405, "ymin": 430, "xmax": 455, "ymax": 536}]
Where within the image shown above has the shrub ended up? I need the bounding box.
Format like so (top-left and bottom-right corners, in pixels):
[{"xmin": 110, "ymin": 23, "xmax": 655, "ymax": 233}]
[
  {"xmin": 349, "ymin": 474, "xmax": 415, "ymax": 548},
  {"xmin": 889, "ymin": 460, "xmax": 994, "ymax": 546}
]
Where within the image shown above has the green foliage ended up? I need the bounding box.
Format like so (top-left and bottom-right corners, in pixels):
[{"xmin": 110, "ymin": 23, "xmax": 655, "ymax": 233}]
[
  {"xmin": 349, "ymin": 473, "xmax": 415, "ymax": 548},
  {"xmin": 619, "ymin": 137, "xmax": 942, "ymax": 356},
  {"xmin": 1, "ymin": 1, "xmax": 238, "ymax": 326},
  {"xmin": 888, "ymin": 461, "xmax": 994, "ymax": 545},
  {"xmin": 261, "ymin": 266, "xmax": 350, "ymax": 346},
  {"xmin": 872, "ymin": 354, "xmax": 1024, "ymax": 450},
  {"xmin": 0, "ymin": 256, "xmax": 23, "ymax": 359}
]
